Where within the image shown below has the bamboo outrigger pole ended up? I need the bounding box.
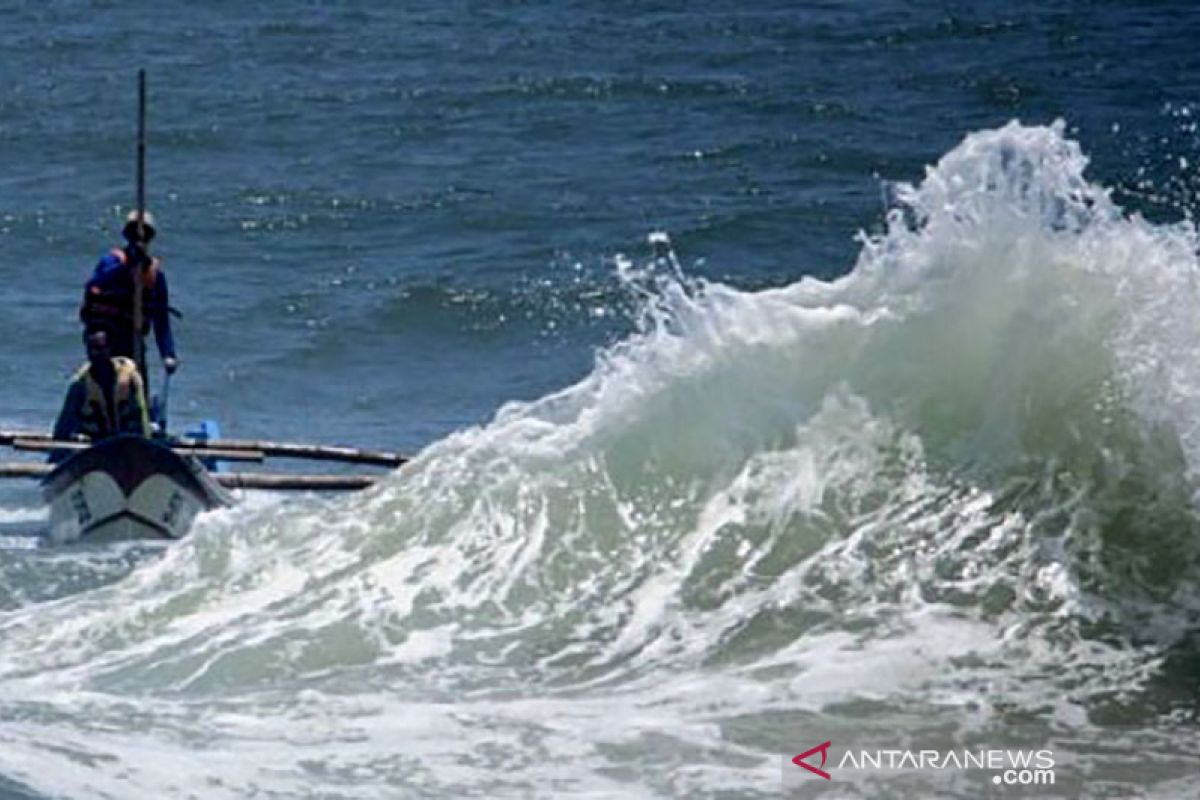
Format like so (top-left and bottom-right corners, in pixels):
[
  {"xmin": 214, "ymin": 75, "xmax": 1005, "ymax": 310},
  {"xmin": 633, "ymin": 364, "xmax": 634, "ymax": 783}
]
[
  {"xmin": 0, "ymin": 461, "xmax": 380, "ymax": 491},
  {"xmin": 214, "ymin": 473, "xmax": 380, "ymax": 491},
  {"xmin": 0, "ymin": 463, "xmax": 52, "ymax": 479},
  {"xmin": 169, "ymin": 437, "xmax": 407, "ymax": 467},
  {"xmin": 8, "ymin": 439, "xmax": 267, "ymax": 463},
  {"xmin": 0, "ymin": 430, "xmax": 406, "ymax": 468}
]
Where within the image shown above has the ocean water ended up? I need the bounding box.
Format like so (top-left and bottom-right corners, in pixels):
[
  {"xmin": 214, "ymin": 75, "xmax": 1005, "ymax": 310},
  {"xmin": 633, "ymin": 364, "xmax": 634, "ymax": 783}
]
[{"xmin": 1, "ymin": 2, "xmax": 1199, "ymax": 798}]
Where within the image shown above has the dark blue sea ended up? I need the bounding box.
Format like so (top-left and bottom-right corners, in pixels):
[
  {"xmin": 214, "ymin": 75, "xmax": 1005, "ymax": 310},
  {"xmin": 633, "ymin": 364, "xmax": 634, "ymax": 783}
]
[{"xmin": 0, "ymin": 2, "xmax": 1198, "ymax": 798}]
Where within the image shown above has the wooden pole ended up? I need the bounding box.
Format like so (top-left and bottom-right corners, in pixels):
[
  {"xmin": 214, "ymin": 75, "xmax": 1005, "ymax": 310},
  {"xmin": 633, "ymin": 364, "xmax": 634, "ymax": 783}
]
[
  {"xmin": 0, "ymin": 430, "xmax": 405, "ymax": 467},
  {"xmin": 0, "ymin": 430, "xmax": 63, "ymax": 445},
  {"xmin": 0, "ymin": 462, "xmax": 379, "ymax": 490},
  {"xmin": 0, "ymin": 463, "xmax": 51, "ymax": 478},
  {"xmin": 9, "ymin": 439, "xmax": 266, "ymax": 463},
  {"xmin": 132, "ymin": 69, "xmax": 148, "ymax": 384},
  {"xmin": 169, "ymin": 437, "xmax": 406, "ymax": 467},
  {"xmin": 215, "ymin": 472, "xmax": 380, "ymax": 491}
]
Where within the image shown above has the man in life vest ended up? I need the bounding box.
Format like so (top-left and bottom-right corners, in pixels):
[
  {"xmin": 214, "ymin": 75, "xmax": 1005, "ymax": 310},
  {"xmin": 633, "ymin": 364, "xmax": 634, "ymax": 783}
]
[
  {"xmin": 79, "ymin": 210, "xmax": 178, "ymax": 379},
  {"xmin": 52, "ymin": 326, "xmax": 151, "ymax": 444}
]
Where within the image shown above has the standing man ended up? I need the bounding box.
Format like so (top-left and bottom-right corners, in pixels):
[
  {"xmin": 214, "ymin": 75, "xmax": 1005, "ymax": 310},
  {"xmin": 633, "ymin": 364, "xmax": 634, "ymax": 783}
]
[{"xmin": 79, "ymin": 209, "xmax": 179, "ymax": 380}]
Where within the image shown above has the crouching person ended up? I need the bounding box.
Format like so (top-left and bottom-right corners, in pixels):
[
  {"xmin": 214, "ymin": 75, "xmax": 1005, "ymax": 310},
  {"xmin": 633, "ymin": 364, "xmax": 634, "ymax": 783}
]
[{"xmin": 53, "ymin": 327, "xmax": 151, "ymax": 446}]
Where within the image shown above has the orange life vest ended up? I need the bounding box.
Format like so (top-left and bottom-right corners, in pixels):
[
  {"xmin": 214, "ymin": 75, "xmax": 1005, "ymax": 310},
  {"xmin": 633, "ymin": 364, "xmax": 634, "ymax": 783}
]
[{"xmin": 80, "ymin": 248, "xmax": 161, "ymax": 332}]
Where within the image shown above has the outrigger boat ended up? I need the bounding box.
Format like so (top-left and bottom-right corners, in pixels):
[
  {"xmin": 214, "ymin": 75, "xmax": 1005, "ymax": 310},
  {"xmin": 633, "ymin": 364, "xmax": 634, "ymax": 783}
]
[
  {"xmin": 0, "ymin": 71, "xmax": 404, "ymax": 543},
  {"xmin": 0, "ymin": 428, "xmax": 404, "ymax": 544}
]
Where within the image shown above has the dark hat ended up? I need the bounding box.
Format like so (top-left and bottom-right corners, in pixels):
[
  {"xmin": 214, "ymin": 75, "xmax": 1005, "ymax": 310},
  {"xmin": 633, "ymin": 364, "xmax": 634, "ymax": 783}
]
[{"xmin": 122, "ymin": 210, "xmax": 157, "ymax": 243}]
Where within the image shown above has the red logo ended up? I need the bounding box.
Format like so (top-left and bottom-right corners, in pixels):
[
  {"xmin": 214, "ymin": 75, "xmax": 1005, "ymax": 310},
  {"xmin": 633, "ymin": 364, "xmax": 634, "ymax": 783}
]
[{"xmin": 792, "ymin": 741, "xmax": 832, "ymax": 780}]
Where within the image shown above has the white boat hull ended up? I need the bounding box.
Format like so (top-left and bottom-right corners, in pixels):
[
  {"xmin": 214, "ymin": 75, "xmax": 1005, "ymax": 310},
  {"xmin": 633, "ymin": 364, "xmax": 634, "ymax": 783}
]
[{"xmin": 42, "ymin": 435, "xmax": 230, "ymax": 544}]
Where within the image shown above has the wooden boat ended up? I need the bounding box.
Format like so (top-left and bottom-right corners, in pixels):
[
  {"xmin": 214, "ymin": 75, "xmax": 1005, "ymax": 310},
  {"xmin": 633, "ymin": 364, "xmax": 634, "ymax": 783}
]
[
  {"xmin": 0, "ymin": 72, "xmax": 403, "ymax": 545},
  {"xmin": 0, "ymin": 429, "xmax": 401, "ymax": 544},
  {"xmin": 41, "ymin": 435, "xmax": 231, "ymax": 543}
]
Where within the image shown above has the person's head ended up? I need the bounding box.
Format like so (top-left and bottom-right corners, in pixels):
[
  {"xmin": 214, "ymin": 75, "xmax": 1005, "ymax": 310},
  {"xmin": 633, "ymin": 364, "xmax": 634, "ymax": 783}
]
[
  {"xmin": 83, "ymin": 327, "xmax": 111, "ymax": 365},
  {"xmin": 121, "ymin": 210, "xmax": 157, "ymax": 246}
]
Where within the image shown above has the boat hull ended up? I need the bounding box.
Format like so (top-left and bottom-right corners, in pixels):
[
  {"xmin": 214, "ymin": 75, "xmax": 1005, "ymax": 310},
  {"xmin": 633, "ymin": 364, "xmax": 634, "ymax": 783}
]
[{"xmin": 42, "ymin": 435, "xmax": 231, "ymax": 544}]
